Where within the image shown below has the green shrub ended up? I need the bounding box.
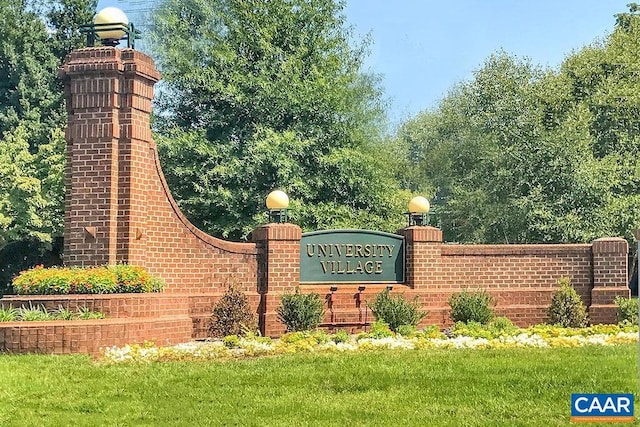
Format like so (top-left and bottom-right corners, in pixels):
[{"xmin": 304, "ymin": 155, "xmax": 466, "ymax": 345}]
[
  {"xmin": 276, "ymin": 288, "xmax": 324, "ymax": 332},
  {"xmin": 368, "ymin": 289, "xmax": 426, "ymax": 331},
  {"xmin": 358, "ymin": 320, "xmax": 394, "ymax": 340},
  {"xmin": 331, "ymin": 330, "xmax": 349, "ymax": 344},
  {"xmin": 614, "ymin": 296, "xmax": 638, "ymax": 325},
  {"xmin": 448, "ymin": 290, "xmax": 495, "ymax": 324},
  {"xmin": 223, "ymin": 335, "xmax": 240, "ymax": 348},
  {"xmin": 547, "ymin": 277, "xmax": 588, "ymax": 328},
  {"xmin": 395, "ymin": 324, "xmax": 417, "ymax": 337},
  {"xmin": 210, "ymin": 282, "xmax": 257, "ymax": 338},
  {"xmin": 12, "ymin": 265, "xmax": 164, "ymax": 295},
  {"xmin": 0, "ymin": 307, "xmax": 18, "ymax": 322},
  {"xmin": 17, "ymin": 304, "xmax": 53, "ymax": 321},
  {"xmin": 487, "ymin": 316, "xmax": 518, "ymax": 336}
]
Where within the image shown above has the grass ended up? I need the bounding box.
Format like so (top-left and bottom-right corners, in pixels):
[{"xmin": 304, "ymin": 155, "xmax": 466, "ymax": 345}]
[{"xmin": 0, "ymin": 345, "xmax": 637, "ymax": 426}]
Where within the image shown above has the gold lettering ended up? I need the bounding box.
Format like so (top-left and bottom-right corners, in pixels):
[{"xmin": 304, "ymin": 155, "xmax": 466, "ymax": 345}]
[
  {"xmin": 318, "ymin": 244, "xmax": 328, "ymax": 257},
  {"xmin": 375, "ymin": 261, "xmax": 383, "ymax": 274},
  {"xmin": 306, "ymin": 244, "xmax": 315, "ymax": 257},
  {"xmin": 364, "ymin": 244, "xmax": 372, "ymax": 257},
  {"xmin": 355, "ymin": 244, "xmax": 364, "ymax": 257},
  {"xmin": 354, "ymin": 261, "xmax": 364, "ymax": 273},
  {"xmin": 345, "ymin": 244, "xmax": 354, "ymax": 257},
  {"xmin": 346, "ymin": 260, "xmax": 355, "ymax": 273},
  {"xmin": 364, "ymin": 261, "xmax": 374, "ymax": 274},
  {"xmin": 337, "ymin": 260, "xmax": 346, "ymax": 273},
  {"xmin": 320, "ymin": 261, "xmax": 329, "ymax": 273},
  {"xmin": 335, "ymin": 244, "xmax": 342, "ymax": 256},
  {"xmin": 385, "ymin": 245, "xmax": 395, "ymax": 257}
]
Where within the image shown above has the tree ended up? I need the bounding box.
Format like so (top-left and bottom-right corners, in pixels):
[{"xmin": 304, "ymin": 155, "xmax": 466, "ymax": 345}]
[
  {"xmin": 44, "ymin": 0, "xmax": 98, "ymax": 61},
  {"xmin": 149, "ymin": 0, "xmax": 407, "ymax": 240},
  {"xmin": 0, "ymin": 0, "xmax": 95, "ymax": 289},
  {"xmin": 399, "ymin": 5, "xmax": 640, "ymax": 244},
  {"xmin": 0, "ymin": 0, "xmax": 61, "ymax": 152}
]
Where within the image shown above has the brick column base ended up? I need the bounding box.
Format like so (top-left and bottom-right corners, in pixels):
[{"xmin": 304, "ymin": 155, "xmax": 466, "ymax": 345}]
[
  {"xmin": 590, "ymin": 238, "xmax": 629, "ymax": 324},
  {"xmin": 253, "ymin": 223, "xmax": 302, "ymax": 336}
]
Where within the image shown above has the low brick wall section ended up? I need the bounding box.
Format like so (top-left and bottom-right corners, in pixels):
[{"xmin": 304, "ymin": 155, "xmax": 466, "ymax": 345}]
[
  {"xmin": 0, "ymin": 317, "xmax": 191, "ymax": 355},
  {"xmin": 0, "ymin": 293, "xmax": 264, "ymax": 352},
  {"xmin": 0, "ymin": 294, "xmax": 193, "ymax": 354},
  {"xmin": 277, "ymin": 234, "xmax": 630, "ymax": 336}
]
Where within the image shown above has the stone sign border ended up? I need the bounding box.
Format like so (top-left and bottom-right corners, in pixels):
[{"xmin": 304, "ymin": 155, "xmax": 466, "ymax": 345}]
[{"xmin": 300, "ymin": 229, "xmax": 405, "ymax": 284}]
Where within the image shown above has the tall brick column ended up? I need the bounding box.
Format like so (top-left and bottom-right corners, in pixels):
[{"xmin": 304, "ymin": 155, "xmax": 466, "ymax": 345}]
[
  {"xmin": 590, "ymin": 237, "xmax": 629, "ymax": 324},
  {"xmin": 59, "ymin": 48, "xmax": 160, "ymax": 267},
  {"xmin": 397, "ymin": 226, "xmax": 443, "ymax": 289},
  {"xmin": 253, "ymin": 223, "xmax": 302, "ymax": 336}
]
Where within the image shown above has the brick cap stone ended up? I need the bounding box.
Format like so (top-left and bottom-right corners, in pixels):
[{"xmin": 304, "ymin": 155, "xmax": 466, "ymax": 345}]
[
  {"xmin": 59, "ymin": 47, "xmax": 160, "ymax": 82},
  {"xmin": 442, "ymin": 243, "xmax": 591, "ymax": 256},
  {"xmin": 397, "ymin": 226, "xmax": 443, "ymax": 243},
  {"xmin": 252, "ymin": 223, "xmax": 302, "ymax": 241},
  {"xmin": 592, "ymin": 237, "xmax": 628, "ymax": 254}
]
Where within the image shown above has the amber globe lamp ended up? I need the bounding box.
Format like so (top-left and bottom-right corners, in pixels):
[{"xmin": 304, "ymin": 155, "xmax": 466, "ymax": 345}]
[
  {"xmin": 266, "ymin": 190, "xmax": 289, "ymax": 223},
  {"xmin": 408, "ymin": 196, "xmax": 430, "ymax": 226}
]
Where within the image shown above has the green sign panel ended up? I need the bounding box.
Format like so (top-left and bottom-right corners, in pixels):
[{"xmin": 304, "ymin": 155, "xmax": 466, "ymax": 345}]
[{"xmin": 300, "ymin": 230, "xmax": 405, "ymax": 283}]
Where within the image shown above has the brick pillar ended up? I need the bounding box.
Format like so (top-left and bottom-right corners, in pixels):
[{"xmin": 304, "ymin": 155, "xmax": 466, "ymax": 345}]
[
  {"xmin": 253, "ymin": 223, "xmax": 301, "ymax": 336},
  {"xmin": 397, "ymin": 226, "xmax": 443, "ymax": 289},
  {"xmin": 59, "ymin": 47, "xmax": 160, "ymax": 267},
  {"xmin": 590, "ymin": 237, "xmax": 629, "ymax": 324}
]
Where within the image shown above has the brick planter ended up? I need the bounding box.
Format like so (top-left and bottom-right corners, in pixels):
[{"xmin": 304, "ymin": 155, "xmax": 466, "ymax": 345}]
[{"xmin": 0, "ymin": 294, "xmax": 194, "ymax": 355}]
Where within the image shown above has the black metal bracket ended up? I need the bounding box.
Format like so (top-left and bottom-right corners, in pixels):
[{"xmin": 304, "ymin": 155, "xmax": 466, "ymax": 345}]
[{"xmin": 80, "ymin": 22, "xmax": 141, "ymax": 49}]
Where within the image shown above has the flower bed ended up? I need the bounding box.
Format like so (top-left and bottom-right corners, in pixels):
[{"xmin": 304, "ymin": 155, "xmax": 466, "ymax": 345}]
[
  {"xmin": 12, "ymin": 265, "xmax": 164, "ymax": 295},
  {"xmin": 101, "ymin": 323, "xmax": 639, "ymax": 364}
]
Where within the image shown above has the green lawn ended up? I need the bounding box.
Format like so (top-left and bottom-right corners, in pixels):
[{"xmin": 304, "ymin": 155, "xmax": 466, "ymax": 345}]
[{"xmin": 0, "ymin": 345, "xmax": 637, "ymax": 426}]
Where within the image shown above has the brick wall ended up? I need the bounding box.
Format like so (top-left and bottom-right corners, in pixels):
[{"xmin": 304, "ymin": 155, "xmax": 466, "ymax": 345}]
[
  {"xmin": 56, "ymin": 47, "xmax": 262, "ymax": 344},
  {"xmin": 15, "ymin": 46, "xmax": 626, "ymax": 353},
  {"xmin": 291, "ymin": 229, "xmax": 628, "ymax": 332},
  {"xmin": 59, "ymin": 48, "xmax": 258, "ymax": 295},
  {"xmin": 0, "ymin": 294, "xmax": 192, "ymax": 354}
]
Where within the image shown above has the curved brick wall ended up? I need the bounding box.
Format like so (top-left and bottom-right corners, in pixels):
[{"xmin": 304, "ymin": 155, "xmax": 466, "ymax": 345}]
[{"xmin": 59, "ymin": 48, "xmax": 258, "ymax": 294}]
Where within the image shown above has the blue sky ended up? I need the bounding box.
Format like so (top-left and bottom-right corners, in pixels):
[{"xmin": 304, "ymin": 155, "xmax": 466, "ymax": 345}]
[{"xmin": 96, "ymin": 0, "xmax": 629, "ymax": 126}]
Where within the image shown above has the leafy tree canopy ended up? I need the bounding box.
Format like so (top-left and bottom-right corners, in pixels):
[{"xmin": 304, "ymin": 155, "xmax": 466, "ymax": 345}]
[
  {"xmin": 149, "ymin": 0, "xmax": 407, "ymax": 240},
  {"xmin": 398, "ymin": 5, "xmax": 640, "ymax": 244},
  {"xmin": 0, "ymin": 0, "xmax": 95, "ymax": 251}
]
